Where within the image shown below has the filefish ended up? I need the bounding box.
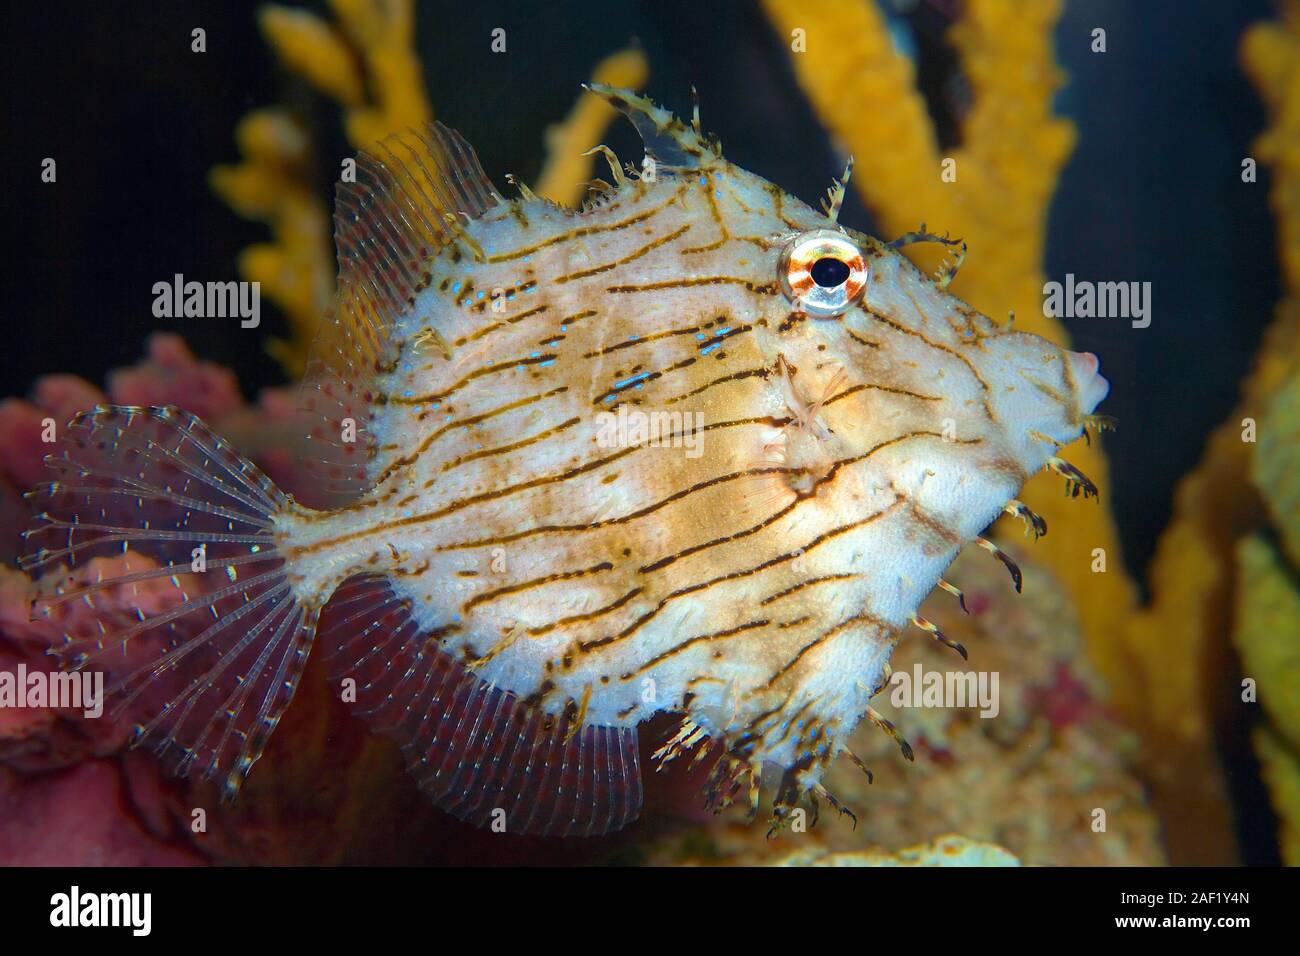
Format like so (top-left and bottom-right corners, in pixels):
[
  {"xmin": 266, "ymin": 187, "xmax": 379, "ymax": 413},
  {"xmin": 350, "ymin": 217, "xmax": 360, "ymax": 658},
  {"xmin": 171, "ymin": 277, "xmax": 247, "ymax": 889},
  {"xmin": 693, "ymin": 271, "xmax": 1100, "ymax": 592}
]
[{"xmin": 21, "ymin": 86, "xmax": 1111, "ymax": 837}]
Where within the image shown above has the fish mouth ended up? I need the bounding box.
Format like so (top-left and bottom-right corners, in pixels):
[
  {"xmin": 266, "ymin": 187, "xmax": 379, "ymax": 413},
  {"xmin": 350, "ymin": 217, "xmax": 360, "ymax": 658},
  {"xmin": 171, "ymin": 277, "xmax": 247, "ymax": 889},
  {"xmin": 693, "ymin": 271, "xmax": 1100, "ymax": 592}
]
[{"xmin": 1068, "ymin": 350, "xmax": 1110, "ymax": 415}]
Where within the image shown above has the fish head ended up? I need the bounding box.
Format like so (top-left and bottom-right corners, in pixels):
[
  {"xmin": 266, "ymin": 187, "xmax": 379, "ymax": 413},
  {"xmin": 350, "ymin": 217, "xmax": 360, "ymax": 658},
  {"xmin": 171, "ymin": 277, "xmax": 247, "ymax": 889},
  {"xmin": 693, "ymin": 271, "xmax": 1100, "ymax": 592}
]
[
  {"xmin": 973, "ymin": 327, "xmax": 1110, "ymax": 454},
  {"xmin": 801, "ymin": 230, "xmax": 1112, "ymax": 478},
  {"xmin": 588, "ymin": 83, "xmax": 1109, "ymax": 503}
]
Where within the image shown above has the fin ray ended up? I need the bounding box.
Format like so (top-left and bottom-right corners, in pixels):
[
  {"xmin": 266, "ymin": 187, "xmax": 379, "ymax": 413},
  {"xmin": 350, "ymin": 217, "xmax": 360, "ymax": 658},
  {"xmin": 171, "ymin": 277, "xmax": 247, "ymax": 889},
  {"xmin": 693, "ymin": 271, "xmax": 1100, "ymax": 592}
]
[
  {"xmin": 21, "ymin": 405, "xmax": 315, "ymax": 799},
  {"xmin": 298, "ymin": 123, "xmax": 502, "ymax": 502},
  {"xmin": 322, "ymin": 577, "xmax": 644, "ymax": 836}
]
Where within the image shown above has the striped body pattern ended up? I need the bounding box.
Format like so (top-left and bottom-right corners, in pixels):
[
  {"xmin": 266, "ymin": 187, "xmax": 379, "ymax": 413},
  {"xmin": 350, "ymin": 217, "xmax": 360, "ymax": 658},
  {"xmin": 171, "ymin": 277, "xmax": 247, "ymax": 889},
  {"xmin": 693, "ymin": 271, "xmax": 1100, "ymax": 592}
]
[{"xmin": 22, "ymin": 86, "xmax": 1110, "ymax": 835}]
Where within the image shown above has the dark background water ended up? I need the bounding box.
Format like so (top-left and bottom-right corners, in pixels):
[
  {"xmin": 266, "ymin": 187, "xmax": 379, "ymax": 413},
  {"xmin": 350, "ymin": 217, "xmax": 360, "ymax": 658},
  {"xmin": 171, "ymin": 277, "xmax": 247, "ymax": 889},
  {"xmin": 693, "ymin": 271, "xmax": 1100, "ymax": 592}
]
[{"xmin": 0, "ymin": 0, "xmax": 1282, "ymax": 859}]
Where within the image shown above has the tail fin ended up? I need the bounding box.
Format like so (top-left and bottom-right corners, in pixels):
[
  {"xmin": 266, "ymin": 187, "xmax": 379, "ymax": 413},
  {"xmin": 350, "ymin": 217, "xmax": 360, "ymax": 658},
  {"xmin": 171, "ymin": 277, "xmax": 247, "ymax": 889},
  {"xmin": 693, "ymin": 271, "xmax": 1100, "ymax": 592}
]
[{"xmin": 20, "ymin": 405, "xmax": 315, "ymax": 799}]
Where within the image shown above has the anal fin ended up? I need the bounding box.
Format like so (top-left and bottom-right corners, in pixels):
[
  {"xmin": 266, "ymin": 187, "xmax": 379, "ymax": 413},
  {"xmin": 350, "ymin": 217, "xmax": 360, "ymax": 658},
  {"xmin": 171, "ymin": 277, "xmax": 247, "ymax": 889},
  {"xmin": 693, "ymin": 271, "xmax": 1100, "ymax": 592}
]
[{"xmin": 322, "ymin": 577, "xmax": 643, "ymax": 837}]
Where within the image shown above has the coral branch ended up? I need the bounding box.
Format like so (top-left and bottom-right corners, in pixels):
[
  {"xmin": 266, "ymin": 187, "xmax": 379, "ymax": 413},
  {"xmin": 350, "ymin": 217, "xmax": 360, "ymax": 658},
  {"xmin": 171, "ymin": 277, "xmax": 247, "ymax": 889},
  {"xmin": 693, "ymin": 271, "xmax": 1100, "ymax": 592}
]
[{"xmin": 762, "ymin": 0, "xmax": 1135, "ymax": 699}]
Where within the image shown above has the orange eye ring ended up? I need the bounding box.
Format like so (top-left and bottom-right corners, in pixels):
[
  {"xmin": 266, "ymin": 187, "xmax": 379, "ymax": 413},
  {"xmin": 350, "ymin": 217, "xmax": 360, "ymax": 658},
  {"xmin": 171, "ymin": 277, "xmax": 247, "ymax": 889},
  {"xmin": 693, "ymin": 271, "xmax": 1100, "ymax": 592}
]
[{"xmin": 779, "ymin": 230, "xmax": 868, "ymax": 318}]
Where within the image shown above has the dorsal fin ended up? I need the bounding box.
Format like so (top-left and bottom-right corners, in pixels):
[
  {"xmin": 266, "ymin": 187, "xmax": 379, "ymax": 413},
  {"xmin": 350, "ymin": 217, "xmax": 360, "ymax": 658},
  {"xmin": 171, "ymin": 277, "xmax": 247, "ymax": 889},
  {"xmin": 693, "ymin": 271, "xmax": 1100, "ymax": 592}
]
[
  {"xmin": 297, "ymin": 123, "xmax": 503, "ymax": 502},
  {"xmin": 585, "ymin": 83, "xmax": 720, "ymax": 169}
]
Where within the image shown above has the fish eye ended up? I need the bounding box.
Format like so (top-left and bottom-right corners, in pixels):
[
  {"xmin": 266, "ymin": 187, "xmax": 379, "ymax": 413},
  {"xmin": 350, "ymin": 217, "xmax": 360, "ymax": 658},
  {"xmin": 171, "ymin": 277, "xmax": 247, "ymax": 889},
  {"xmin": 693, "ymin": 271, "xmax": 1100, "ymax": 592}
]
[
  {"xmin": 779, "ymin": 230, "xmax": 867, "ymax": 317},
  {"xmin": 810, "ymin": 257, "xmax": 851, "ymax": 288}
]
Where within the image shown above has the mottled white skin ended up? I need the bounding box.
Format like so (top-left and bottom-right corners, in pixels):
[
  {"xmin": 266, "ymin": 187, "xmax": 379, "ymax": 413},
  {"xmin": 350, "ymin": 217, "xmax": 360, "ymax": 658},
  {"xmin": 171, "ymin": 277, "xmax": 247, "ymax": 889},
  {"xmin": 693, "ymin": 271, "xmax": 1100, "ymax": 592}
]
[{"xmin": 278, "ymin": 132, "xmax": 1108, "ymax": 795}]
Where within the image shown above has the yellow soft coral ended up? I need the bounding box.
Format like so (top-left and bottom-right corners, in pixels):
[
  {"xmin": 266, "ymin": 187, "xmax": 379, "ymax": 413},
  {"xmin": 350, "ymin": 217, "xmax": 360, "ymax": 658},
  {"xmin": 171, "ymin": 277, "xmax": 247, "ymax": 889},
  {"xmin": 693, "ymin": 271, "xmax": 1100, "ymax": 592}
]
[
  {"xmin": 1103, "ymin": 0, "xmax": 1300, "ymax": 863},
  {"xmin": 1253, "ymin": 724, "xmax": 1300, "ymax": 864},
  {"xmin": 1115, "ymin": 312, "xmax": 1300, "ymax": 862},
  {"xmin": 760, "ymin": 0, "xmax": 1134, "ymax": 714},
  {"xmin": 313, "ymin": 0, "xmax": 432, "ymax": 149},
  {"xmin": 1254, "ymin": 368, "xmax": 1300, "ymax": 565},
  {"xmin": 258, "ymin": 6, "xmax": 364, "ymax": 107},
  {"xmin": 209, "ymin": 109, "xmax": 334, "ymax": 377},
  {"xmin": 213, "ymin": 0, "xmax": 434, "ymax": 374},
  {"xmin": 1235, "ymin": 535, "xmax": 1300, "ymax": 865},
  {"xmin": 213, "ymin": 1, "xmax": 645, "ymax": 374},
  {"xmin": 1244, "ymin": 3, "xmax": 1300, "ymax": 295},
  {"xmin": 261, "ymin": 0, "xmax": 433, "ymax": 150},
  {"xmin": 1233, "ymin": 277, "xmax": 1300, "ymax": 866}
]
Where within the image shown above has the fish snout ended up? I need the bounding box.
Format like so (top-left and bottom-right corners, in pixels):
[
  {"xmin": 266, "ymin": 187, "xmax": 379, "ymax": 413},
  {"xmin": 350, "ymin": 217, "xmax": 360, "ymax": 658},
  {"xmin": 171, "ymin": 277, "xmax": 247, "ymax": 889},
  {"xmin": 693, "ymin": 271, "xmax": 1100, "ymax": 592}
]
[{"xmin": 1067, "ymin": 350, "xmax": 1110, "ymax": 414}]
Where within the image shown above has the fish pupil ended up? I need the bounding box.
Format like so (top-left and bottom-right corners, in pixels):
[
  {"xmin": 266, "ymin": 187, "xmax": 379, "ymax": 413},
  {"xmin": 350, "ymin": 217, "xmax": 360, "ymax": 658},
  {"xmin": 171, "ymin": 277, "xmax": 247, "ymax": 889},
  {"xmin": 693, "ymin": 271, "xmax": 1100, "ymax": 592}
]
[{"xmin": 810, "ymin": 257, "xmax": 850, "ymax": 288}]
